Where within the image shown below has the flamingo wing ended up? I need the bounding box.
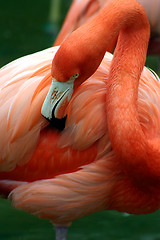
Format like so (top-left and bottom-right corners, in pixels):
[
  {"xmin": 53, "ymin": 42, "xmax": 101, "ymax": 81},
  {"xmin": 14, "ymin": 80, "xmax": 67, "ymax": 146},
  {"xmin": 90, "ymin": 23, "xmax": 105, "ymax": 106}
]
[
  {"xmin": 0, "ymin": 48, "xmax": 111, "ymax": 182},
  {"xmin": 0, "ymin": 47, "xmax": 56, "ymax": 172}
]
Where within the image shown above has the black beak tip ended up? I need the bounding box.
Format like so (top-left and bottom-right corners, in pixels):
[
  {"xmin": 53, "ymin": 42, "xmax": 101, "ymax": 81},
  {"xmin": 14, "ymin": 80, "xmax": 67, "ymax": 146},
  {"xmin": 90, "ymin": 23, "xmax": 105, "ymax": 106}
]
[{"xmin": 43, "ymin": 114, "xmax": 67, "ymax": 131}]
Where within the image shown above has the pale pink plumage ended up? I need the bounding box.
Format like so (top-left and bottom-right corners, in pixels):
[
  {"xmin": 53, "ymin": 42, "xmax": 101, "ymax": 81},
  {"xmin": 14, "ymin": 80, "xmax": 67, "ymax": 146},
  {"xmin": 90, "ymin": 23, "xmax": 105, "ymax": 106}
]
[{"xmin": 0, "ymin": 48, "xmax": 54, "ymax": 171}]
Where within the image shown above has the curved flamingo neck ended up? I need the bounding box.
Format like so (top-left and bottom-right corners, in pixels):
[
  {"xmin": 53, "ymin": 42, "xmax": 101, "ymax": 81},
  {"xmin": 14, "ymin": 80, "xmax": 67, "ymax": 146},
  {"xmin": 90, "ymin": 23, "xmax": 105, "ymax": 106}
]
[
  {"xmin": 53, "ymin": 0, "xmax": 149, "ymax": 87},
  {"xmin": 105, "ymin": 2, "xmax": 160, "ymax": 185},
  {"xmin": 53, "ymin": 0, "xmax": 160, "ymax": 184}
]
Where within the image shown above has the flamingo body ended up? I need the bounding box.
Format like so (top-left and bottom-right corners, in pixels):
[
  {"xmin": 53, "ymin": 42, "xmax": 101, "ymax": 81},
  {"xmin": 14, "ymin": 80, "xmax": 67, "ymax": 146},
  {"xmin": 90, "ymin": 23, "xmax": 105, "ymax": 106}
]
[{"xmin": 1, "ymin": 46, "xmax": 160, "ymax": 225}]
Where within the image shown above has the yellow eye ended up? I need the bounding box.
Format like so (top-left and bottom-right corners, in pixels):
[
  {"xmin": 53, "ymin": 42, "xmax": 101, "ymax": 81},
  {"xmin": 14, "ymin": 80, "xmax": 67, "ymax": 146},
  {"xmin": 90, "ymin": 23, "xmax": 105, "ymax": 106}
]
[
  {"xmin": 69, "ymin": 73, "xmax": 79, "ymax": 81},
  {"xmin": 73, "ymin": 73, "xmax": 79, "ymax": 78}
]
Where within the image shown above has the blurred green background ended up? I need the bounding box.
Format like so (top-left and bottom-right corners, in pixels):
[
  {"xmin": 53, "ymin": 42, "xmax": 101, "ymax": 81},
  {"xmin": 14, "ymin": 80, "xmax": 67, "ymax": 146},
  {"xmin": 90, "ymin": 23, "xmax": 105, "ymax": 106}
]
[
  {"xmin": 0, "ymin": 0, "xmax": 72, "ymax": 67},
  {"xmin": 0, "ymin": 0, "xmax": 160, "ymax": 240}
]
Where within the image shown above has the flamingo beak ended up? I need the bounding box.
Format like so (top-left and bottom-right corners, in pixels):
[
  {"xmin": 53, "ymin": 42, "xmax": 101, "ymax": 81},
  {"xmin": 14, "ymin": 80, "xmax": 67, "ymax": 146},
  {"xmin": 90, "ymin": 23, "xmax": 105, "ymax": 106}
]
[{"xmin": 41, "ymin": 78, "xmax": 74, "ymax": 120}]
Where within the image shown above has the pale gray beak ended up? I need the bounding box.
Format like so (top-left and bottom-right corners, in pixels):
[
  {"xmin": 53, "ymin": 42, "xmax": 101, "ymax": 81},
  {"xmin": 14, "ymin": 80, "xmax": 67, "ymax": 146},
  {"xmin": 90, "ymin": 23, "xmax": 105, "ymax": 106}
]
[{"xmin": 41, "ymin": 78, "xmax": 74, "ymax": 120}]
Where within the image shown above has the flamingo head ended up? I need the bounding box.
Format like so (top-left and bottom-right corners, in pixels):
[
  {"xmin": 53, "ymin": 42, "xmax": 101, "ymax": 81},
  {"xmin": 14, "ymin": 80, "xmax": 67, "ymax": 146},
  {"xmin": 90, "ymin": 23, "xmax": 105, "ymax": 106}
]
[
  {"xmin": 41, "ymin": 15, "xmax": 108, "ymax": 121},
  {"xmin": 41, "ymin": 41, "xmax": 84, "ymax": 120}
]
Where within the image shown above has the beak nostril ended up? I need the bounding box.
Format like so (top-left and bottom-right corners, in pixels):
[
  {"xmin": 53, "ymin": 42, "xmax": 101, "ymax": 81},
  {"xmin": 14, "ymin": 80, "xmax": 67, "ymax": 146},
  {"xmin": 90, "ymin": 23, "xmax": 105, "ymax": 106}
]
[{"xmin": 51, "ymin": 88, "xmax": 70, "ymax": 119}]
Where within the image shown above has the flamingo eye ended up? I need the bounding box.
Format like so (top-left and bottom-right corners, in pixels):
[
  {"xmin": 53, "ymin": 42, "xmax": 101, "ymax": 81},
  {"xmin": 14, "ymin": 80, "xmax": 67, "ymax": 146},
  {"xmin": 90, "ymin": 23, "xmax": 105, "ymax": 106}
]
[
  {"xmin": 69, "ymin": 73, "xmax": 79, "ymax": 81},
  {"xmin": 73, "ymin": 73, "xmax": 79, "ymax": 78}
]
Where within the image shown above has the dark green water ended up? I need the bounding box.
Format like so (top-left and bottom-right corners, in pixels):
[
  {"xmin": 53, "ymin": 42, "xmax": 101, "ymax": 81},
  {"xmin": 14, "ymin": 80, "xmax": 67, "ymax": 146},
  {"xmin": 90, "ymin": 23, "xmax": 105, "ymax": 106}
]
[
  {"xmin": 0, "ymin": 0, "xmax": 160, "ymax": 239},
  {"xmin": 1, "ymin": 198, "xmax": 160, "ymax": 240}
]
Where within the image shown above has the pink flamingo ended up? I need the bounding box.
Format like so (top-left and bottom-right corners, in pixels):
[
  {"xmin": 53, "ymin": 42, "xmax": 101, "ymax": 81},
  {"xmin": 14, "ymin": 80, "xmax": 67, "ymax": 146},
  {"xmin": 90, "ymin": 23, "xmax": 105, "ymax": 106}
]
[{"xmin": 0, "ymin": 0, "xmax": 160, "ymax": 239}]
